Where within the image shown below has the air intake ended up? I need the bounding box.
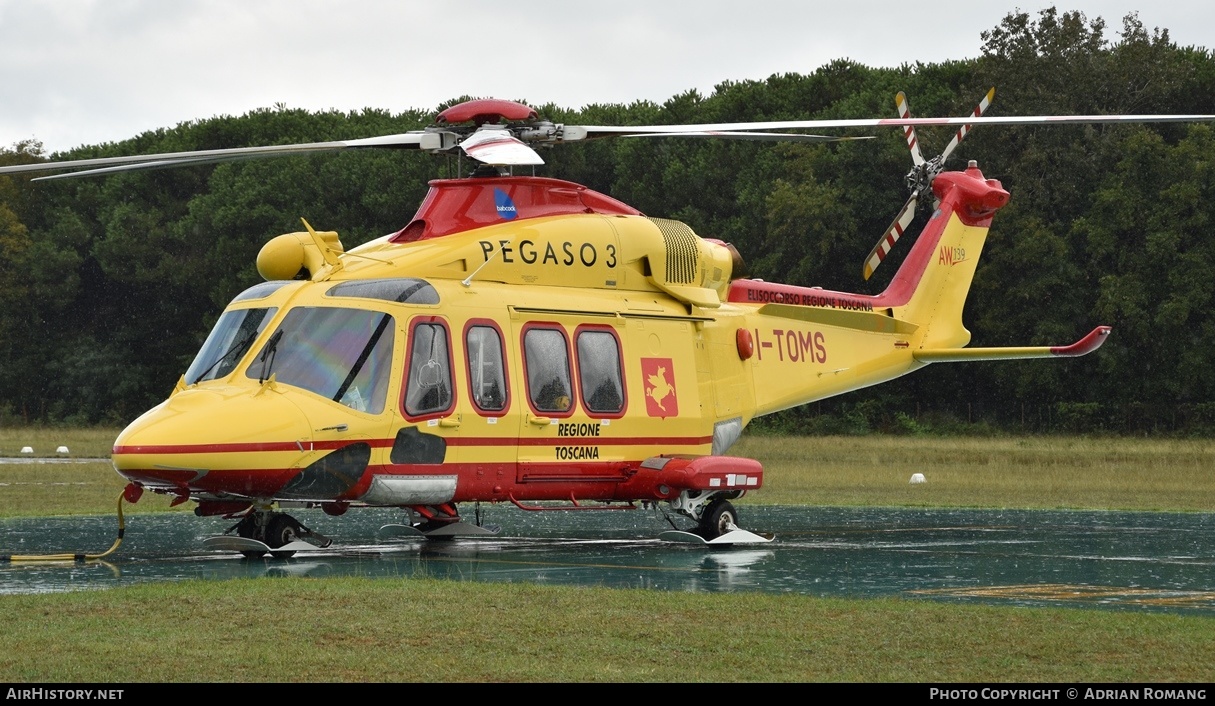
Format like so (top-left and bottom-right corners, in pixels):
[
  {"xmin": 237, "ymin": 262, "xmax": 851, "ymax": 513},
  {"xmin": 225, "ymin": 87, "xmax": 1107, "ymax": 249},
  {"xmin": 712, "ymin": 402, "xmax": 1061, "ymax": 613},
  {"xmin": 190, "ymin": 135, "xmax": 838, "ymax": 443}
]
[{"xmin": 649, "ymin": 217, "xmax": 698, "ymax": 284}]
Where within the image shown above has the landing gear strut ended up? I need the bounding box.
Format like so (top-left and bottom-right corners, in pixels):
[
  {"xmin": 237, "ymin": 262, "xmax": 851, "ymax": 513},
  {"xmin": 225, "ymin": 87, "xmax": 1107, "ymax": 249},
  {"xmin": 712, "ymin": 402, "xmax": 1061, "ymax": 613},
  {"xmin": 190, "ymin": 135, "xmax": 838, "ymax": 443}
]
[
  {"xmin": 668, "ymin": 490, "xmax": 741, "ymax": 540},
  {"xmin": 698, "ymin": 498, "xmax": 739, "ymax": 540},
  {"xmin": 660, "ymin": 490, "xmax": 772, "ymax": 545}
]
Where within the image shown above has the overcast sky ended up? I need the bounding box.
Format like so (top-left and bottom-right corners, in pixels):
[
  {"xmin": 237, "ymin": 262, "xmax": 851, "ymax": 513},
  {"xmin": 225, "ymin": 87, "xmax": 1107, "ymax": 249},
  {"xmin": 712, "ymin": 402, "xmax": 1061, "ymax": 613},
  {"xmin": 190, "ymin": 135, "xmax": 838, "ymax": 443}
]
[{"xmin": 1, "ymin": 1, "xmax": 1212, "ymax": 154}]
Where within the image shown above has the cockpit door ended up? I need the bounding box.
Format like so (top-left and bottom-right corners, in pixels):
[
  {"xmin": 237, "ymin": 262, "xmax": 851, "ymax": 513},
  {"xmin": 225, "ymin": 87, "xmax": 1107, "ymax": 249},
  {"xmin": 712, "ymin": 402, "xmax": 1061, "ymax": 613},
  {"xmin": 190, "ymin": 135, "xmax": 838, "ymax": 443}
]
[{"xmin": 372, "ymin": 315, "xmax": 463, "ymax": 508}]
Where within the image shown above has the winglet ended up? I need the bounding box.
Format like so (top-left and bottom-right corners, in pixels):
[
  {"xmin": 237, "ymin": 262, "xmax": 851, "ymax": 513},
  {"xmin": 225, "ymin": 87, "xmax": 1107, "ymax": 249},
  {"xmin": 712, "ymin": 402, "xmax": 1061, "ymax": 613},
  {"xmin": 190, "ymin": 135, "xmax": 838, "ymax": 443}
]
[{"xmin": 1049, "ymin": 326, "xmax": 1112, "ymax": 357}]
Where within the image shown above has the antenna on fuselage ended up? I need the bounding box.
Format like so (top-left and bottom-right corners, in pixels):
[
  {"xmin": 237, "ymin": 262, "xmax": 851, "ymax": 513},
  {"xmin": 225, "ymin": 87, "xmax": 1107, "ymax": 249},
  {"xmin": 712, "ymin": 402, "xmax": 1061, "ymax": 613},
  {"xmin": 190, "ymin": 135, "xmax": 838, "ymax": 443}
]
[
  {"xmin": 300, "ymin": 217, "xmax": 341, "ymax": 268},
  {"xmin": 338, "ymin": 250, "xmax": 395, "ymax": 267},
  {"xmin": 462, "ymin": 240, "xmax": 509, "ymax": 287}
]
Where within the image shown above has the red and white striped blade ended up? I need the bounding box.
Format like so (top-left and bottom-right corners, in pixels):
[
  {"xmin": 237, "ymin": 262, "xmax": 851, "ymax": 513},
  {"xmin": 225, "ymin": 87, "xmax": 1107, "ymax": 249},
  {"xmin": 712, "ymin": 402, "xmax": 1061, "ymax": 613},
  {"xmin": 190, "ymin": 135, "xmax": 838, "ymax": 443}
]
[
  {"xmin": 459, "ymin": 128, "xmax": 545, "ymax": 166},
  {"xmin": 941, "ymin": 87, "xmax": 996, "ymax": 162},
  {"xmin": 896, "ymin": 92, "xmax": 925, "ymax": 166},
  {"xmin": 863, "ymin": 192, "xmax": 918, "ymax": 280}
]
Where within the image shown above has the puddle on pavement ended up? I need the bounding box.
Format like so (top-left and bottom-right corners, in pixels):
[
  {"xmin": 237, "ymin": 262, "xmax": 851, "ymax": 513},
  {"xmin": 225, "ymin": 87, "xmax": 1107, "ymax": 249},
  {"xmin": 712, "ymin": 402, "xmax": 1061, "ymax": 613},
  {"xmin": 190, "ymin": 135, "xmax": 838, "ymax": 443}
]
[{"xmin": 3, "ymin": 505, "xmax": 1213, "ymax": 614}]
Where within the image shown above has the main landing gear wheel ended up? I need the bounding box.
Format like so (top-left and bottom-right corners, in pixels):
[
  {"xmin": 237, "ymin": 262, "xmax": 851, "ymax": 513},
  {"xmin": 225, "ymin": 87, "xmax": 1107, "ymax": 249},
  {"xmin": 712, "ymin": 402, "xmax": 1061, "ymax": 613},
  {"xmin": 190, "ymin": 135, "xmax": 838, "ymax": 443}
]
[
  {"xmin": 698, "ymin": 499, "xmax": 738, "ymax": 540},
  {"xmin": 228, "ymin": 510, "xmax": 320, "ymax": 559},
  {"xmin": 206, "ymin": 510, "xmax": 332, "ymax": 559},
  {"xmin": 265, "ymin": 514, "xmax": 303, "ymax": 559}
]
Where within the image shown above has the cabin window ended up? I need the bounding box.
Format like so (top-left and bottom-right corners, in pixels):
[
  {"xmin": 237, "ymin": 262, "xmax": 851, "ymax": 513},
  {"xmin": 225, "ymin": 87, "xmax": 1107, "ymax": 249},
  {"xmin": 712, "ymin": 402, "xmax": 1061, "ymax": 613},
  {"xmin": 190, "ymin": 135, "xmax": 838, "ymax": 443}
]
[
  {"xmin": 186, "ymin": 307, "xmax": 278, "ymax": 384},
  {"xmin": 404, "ymin": 319, "xmax": 454, "ymax": 417},
  {"xmin": 523, "ymin": 326, "xmax": 573, "ymax": 414},
  {"xmin": 466, "ymin": 324, "xmax": 508, "ymax": 413},
  {"xmin": 245, "ymin": 307, "xmax": 394, "ymax": 414},
  {"xmin": 576, "ymin": 328, "xmax": 625, "ymax": 415}
]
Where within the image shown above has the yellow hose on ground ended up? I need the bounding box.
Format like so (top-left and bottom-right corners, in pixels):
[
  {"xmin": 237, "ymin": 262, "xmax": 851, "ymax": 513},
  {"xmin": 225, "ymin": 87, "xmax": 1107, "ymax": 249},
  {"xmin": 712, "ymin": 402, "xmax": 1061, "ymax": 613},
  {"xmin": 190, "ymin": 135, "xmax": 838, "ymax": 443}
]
[{"xmin": 2, "ymin": 493, "xmax": 126, "ymax": 562}]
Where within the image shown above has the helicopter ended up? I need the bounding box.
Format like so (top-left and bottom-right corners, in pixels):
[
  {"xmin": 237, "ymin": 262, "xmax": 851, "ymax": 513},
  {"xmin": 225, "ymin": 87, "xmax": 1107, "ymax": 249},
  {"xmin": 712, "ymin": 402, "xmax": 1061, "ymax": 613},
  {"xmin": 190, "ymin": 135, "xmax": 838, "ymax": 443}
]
[{"xmin": 3, "ymin": 92, "xmax": 1211, "ymax": 557}]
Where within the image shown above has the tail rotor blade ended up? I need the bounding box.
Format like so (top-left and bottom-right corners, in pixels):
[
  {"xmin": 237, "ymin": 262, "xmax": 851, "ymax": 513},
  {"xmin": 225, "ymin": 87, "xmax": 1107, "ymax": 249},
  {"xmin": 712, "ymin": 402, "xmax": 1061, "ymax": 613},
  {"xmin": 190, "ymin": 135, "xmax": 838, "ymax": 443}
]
[
  {"xmin": 896, "ymin": 92, "xmax": 925, "ymax": 166},
  {"xmin": 940, "ymin": 87, "xmax": 995, "ymax": 163},
  {"xmin": 863, "ymin": 191, "xmax": 918, "ymax": 281}
]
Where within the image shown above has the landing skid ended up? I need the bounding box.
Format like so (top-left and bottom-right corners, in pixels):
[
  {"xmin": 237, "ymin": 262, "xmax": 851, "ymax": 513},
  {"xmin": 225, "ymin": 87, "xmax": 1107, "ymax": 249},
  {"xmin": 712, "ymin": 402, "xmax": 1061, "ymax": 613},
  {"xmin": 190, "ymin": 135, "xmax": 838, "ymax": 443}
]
[
  {"xmin": 658, "ymin": 528, "xmax": 775, "ymax": 546},
  {"xmin": 202, "ymin": 536, "xmax": 321, "ymax": 558},
  {"xmin": 379, "ymin": 521, "xmax": 502, "ymax": 539}
]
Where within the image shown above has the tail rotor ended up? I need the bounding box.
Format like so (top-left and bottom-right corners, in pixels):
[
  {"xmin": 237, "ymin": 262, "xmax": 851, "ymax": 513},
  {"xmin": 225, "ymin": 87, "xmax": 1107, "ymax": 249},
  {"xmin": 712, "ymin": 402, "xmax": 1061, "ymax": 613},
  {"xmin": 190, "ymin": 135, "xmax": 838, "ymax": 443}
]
[
  {"xmin": 941, "ymin": 87, "xmax": 995, "ymax": 163},
  {"xmin": 862, "ymin": 88, "xmax": 995, "ymax": 281}
]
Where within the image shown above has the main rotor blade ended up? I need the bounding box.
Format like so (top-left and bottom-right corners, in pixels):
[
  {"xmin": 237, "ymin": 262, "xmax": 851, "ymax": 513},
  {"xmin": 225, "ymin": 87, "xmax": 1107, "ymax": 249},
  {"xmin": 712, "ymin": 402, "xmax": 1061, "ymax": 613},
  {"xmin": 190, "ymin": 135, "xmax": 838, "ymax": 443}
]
[
  {"xmin": 576, "ymin": 112, "xmax": 1215, "ymax": 138},
  {"xmin": 623, "ymin": 131, "xmax": 872, "ymax": 143},
  {"xmin": 0, "ymin": 132, "xmax": 436, "ymax": 177},
  {"xmin": 896, "ymin": 92, "xmax": 925, "ymax": 166},
  {"xmin": 863, "ymin": 191, "xmax": 918, "ymax": 281},
  {"xmin": 940, "ymin": 87, "xmax": 996, "ymax": 163},
  {"xmin": 31, "ymin": 157, "xmax": 221, "ymax": 181},
  {"xmin": 459, "ymin": 128, "xmax": 544, "ymax": 166}
]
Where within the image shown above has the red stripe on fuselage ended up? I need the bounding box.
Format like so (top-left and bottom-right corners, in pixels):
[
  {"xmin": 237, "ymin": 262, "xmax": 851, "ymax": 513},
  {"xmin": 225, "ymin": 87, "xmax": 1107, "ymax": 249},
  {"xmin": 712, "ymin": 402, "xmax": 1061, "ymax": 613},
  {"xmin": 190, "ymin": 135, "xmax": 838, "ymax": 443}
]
[
  {"xmin": 453, "ymin": 435, "xmax": 712, "ymax": 447},
  {"xmin": 114, "ymin": 434, "xmax": 712, "ymax": 455},
  {"xmin": 113, "ymin": 439, "xmax": 393, "ymax": 455},
  {"xmin": 118, "ymin": 459, "xmax": 674, "ymax": 504}
]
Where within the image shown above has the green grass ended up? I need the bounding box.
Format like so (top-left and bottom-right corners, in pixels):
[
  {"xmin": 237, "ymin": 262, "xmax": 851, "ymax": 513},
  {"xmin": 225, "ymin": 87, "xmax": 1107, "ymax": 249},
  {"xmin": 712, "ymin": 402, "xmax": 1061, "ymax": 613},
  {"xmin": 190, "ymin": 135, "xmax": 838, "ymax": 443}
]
[
  {"xmin": 733, "ymin": 434, "xmax": 1215, "ymax": 511},
  {"xmin": 0, "ymin": 461, "xmax": 141, "ymax": 518},
  {"xmin": 1, "ymin": 578, "xmax": 1211, "ymax": 682},
  {"xmin": 0, "ymin": 426, "xmax": 121, "ymax": 458},
  {"xmin": 3, "ymin": 428, "xmax": 1214, "ymax": 683}
]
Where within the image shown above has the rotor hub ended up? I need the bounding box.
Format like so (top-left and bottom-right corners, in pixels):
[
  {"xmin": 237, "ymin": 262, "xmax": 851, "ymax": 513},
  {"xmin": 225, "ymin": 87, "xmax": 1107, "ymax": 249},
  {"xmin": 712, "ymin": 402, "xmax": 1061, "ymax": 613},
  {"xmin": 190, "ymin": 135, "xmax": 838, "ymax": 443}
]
[{"xmin": 436, "ymin": 99, "xmax": 538, "ymax": 127}]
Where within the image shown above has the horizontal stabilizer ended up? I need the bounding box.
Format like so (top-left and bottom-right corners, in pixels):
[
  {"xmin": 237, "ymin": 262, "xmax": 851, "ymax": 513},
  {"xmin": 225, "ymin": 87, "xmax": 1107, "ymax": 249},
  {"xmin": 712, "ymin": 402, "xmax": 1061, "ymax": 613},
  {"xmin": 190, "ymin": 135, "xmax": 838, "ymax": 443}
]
[{"xmin": 913, "ymin": 326, "xmax": 1111, "ymax": 363}]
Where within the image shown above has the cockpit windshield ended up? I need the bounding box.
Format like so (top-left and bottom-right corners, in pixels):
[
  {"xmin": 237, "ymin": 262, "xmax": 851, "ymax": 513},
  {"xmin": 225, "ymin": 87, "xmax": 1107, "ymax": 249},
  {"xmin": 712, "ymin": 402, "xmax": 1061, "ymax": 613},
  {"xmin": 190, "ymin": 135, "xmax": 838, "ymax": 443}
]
[
  {"xmin": 185, "ymin": 307, "xmax": 277, "ymax": 385},
  {"xmin": 245, "ymin": 307, "xmax": 395, "ymax": 414}
]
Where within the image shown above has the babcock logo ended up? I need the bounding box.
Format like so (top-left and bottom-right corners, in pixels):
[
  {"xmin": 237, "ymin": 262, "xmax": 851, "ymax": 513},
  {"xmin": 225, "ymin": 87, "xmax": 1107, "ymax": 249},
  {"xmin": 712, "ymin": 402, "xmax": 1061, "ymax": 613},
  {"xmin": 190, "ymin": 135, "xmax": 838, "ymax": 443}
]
[{"xmin": 494, "ymin": 188, "xmax": 518, "ymax": 220}]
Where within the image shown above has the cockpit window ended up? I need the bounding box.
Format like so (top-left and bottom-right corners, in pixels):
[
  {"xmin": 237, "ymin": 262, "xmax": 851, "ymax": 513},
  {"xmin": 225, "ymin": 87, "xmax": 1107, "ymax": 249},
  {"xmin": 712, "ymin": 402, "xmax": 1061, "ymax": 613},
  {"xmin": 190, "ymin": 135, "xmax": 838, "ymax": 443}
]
[
  {"xmin": 185, "ymin": 307, "xmax": 277, "ymax": 384},
  {"xmin": 232, "ymin": 281, "xmax": 293, "ymax": 302},
  {"xmin": 326, "ymin": 279, "xmax": 439, "ymax": 305},
  {"xmin": 246, "ymin": 307, "xmax": 395, "ymax": 414}
]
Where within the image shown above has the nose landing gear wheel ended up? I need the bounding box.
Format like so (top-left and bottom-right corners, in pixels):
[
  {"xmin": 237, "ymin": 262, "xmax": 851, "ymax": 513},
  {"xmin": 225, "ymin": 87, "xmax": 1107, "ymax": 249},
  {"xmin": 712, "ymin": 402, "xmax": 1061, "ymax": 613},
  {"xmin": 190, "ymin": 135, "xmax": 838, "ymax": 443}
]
[
  {"xmin": 211, "ymin": 510, "xmax": 327, "ymax": 559},
  {"xmin": 698, "ymin": 499, "xmax": 738, "ymax": 540},
  {"xmin": 234, "ymin": 514, "xmax": 267, "ymax": 559}
]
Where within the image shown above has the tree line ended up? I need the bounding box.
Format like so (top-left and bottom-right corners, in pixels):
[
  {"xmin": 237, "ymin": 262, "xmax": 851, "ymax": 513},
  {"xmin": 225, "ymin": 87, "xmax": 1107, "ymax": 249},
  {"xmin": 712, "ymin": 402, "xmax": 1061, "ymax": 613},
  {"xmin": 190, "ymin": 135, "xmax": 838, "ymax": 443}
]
[{"xmin": 2, "ymin": 7, "xmax": 1214, "ymax": 434}]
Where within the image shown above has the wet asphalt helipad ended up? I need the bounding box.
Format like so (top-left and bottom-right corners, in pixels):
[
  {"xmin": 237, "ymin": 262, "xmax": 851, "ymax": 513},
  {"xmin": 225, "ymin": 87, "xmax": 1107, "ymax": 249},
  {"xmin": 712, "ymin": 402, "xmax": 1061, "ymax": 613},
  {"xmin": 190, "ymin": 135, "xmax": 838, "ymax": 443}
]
[{"xmin": 4, "ymin": 504, "xmax": 1214, "ymax": 614}]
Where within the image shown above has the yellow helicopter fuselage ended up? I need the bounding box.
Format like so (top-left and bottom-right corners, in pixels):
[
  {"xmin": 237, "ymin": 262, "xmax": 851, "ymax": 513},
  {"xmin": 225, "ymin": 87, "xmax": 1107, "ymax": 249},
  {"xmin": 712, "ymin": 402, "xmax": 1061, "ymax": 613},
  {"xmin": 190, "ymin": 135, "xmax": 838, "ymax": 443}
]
[{"xmin": 110, "ymin": 167, "xmax": 1104, "ymax": 528}]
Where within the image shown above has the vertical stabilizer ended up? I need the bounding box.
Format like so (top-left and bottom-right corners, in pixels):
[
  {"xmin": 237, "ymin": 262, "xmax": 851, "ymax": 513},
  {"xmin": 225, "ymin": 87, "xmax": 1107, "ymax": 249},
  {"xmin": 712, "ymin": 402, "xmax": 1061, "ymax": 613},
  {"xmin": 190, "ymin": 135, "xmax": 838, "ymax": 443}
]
[{"xmin": 879, "ymin": 163, "xmax": 1009, "ymax": 349}]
